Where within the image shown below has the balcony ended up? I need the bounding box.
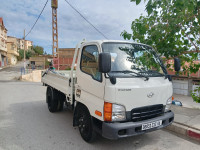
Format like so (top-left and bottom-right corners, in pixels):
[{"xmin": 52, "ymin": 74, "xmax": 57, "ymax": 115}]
[
  {"xmin": 0, "ymin": 46, "xmax": 7, "ymax": 52},
  {"xmin": 8, "ymin": 49, "xmax": 19, "ymax": 56}
]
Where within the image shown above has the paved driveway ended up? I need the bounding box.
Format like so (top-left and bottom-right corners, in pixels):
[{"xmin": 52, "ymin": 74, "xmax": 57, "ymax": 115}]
[{"xmin": 0, "ymin": 65, "xmax": 199, "ymax": 150}]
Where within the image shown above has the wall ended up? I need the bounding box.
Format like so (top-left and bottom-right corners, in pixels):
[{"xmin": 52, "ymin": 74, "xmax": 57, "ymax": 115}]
[
  {"xmin": 172, "ymin": 78, "xmax": 200, "ymax": 96},
  {"xmin": 55, "ymin": 48, "xmax": 79, "ymax": 70},
  {"xmin": 172, "ymin": 79, "xmax": 189, "ymax": 95},
  {"xmin": 0, "ymin": 26, "xmax": 7, "ymax": 52},
  {"xmin": 21, "ymin": 70, "xmax": 42, "ymax": 82},
  {"xmin": 0, "ymin": 53, "xmax": 1, "ymax": 66},
  {"xmin": 7, "ymin": 53, "xmax": 17, "ymax": 65},
  {"xmin": 0, "ymin": 18, "xmax": 7, "ymax": 67}
]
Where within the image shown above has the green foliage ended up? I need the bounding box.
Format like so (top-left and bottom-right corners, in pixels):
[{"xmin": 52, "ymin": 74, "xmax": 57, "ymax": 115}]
[
  {"xmin": 17, "ymin": 45, "xmax": 44, "ymax": 61},
  {"xmin": 45, "ymin": 60, "xmax": 50, "ymax": 67},
  {"xmin": 191, "ymin": 86, "xmax": 200, "ymax": 103},
  {"xmin": 122, "ymin": 0, "xmax": 200, "ymax": 74},
  {"xmin": 65, "ymin": 67, "xmax": 71, "ymax": 70},
  {"xmin": 17, "ymin": 49, "xmax": 33, "ymax": 60},
  {"xmin": 33, "ymin": 45, "xmax": 44, "ymax": 55}
]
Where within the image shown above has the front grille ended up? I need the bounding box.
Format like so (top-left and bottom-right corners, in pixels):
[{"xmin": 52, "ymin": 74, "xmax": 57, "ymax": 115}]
[{"xmin": 131, "ymin": 104, "xmax": 164, "ymax": 122}]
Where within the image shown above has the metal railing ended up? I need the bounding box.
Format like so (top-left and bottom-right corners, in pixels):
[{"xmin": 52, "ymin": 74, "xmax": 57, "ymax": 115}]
[{"xmin": 20, "ymin": 66, "xmax": 45, "ymax": 75}]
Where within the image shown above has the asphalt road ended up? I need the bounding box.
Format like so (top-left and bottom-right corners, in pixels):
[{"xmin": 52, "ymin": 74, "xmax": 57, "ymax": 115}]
[
  {"xmin": 0, "ymin": 61, "xmax": 24, "ymax": 81},
  {"xmin": 0, "ymin": 65, "xmax": 199, "ymax": 150}
]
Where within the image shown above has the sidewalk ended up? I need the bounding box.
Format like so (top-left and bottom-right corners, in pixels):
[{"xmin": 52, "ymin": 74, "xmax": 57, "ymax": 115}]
[{"xmin": 166, "ymin": 94, "xmax": 200, "ymax": 142}]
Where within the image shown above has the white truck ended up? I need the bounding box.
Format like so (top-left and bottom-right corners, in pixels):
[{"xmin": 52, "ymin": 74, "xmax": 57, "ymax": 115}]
[{"xmin": 42, "ymin": 40, "xmax": 180, "ymax": 142}]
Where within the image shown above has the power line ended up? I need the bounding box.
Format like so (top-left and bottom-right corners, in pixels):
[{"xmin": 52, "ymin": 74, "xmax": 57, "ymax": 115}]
[
  {"xmin": 64, "ymin": 0, "xmax": 108, "ymax": 39},
  {"xmin": 25, "ymin": 0, "xmax": 49, "ymax": 38}
]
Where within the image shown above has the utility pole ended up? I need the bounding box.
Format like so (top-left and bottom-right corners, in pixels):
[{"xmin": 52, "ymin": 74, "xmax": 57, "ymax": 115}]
[
  {"xmin": 51, "ymin": 0, "xmax": 59, "ymax": 70},
  {"xmin": 24, "ymin": 29, "xmax": 26, "ymax": 69}
]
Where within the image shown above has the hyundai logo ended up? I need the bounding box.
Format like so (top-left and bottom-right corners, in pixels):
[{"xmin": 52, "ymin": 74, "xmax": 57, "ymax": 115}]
[{"xmin": 147, "ymin": 92, "xmax": 154, "ymax": 98}]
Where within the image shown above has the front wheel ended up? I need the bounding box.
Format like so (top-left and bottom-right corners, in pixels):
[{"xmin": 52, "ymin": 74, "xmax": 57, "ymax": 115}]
[{"xmin": 77, "ymin": 105, "xmax": 96, "ymax": 142}]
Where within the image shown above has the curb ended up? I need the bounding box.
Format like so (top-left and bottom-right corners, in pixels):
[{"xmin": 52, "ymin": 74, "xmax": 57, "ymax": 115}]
[{"xmin": 165, "ymin": 122, "xmax": 200, "ymax": 142}]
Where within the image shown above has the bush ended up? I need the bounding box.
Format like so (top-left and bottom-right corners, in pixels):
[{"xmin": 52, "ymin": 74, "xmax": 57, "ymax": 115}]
[
  {"xmin": 45, "ymin": 60, "xmax": 51, "ymax": 68},
  {"xmin": 65, "ymin": 67, "xmax": 71, "ymax": 70},
  {"xmin": 191, "ymin": 87, "xmax": 200, "ymax": 103}
]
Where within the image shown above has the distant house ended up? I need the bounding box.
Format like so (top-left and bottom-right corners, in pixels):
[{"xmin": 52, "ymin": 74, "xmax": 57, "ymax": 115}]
[
  {"xmin": 167, "ymin": 59, "xmax": 200, "ymax": 78},
  {"xmin": 166, "ymin": 59, "xmax": 200, "ymax": 96},
  {"xmin": 7, "ymin": 36, "xmax": 19, "ymax": 65},
  {"xmin": 57, "ymin": 48, "xmax": 79, "ymax": 70},
  {"xmin": 17, "ymin": 38, "xmax": 33, "ymax": 51},
  {"xmin": 25, "ymin": 40, "xmax": 33, "ymax": 50},
  {"xmin": 0, "ymin": 17, "xmax": 8, "ymax": 67},
  {"xmin": 29, "ymin": 56, "xmax": 46, "ymax": 69}
]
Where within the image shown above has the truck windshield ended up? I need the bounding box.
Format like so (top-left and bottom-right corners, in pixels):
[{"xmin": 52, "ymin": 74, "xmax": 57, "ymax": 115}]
[{"xmin": 102, "ymin": 42, "xmax": 167, "ymax": 78}]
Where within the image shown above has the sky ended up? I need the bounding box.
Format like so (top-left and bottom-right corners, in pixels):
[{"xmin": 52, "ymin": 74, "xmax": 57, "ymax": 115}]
[{"xmin": 0, "ymin": 0, "xmax": 146, "ymax": 54}]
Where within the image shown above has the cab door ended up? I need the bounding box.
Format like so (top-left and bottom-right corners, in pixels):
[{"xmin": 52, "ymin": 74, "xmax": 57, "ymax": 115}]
[{"xmin": 75, "ymin": 44, "xmax": 104, "ymax": 119}]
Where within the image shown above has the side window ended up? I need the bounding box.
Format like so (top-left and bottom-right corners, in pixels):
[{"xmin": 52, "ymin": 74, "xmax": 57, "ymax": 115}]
[{"xmin": 81, "ymin": 45, "xmax": 101, "ymax": 81}]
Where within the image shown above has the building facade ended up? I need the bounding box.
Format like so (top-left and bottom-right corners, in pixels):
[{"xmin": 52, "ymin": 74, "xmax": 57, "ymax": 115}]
[
  {"xmin": 57, "ymin": 48, "xmax": 79, "ymax": 70},
  {"xmin": 0, "ymin": 17, "xmax": 7, "ymax": 67},
  {"xmin": 17, "ymin": 38, "xmax": 33, "ymax": 51},
  {"xmin": 7, "ymin": 36, "xmax": 19, "ymax": 65},
  {"xmin": 29, "ymin": 56, "xmax": 46, "ymax": 69},
  {"xmin": 17, "ymin": 38, "xmax": 24, "ymax": 50},
  {"xmin": 25, "ymin": 40, "xmax": 33, "ymax": 50}
]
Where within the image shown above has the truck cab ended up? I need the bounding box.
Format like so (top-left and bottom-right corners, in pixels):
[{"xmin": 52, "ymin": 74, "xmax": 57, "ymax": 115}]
[{"xmin": 42, "ymin": 40, "xmax": 179, "ymax": 142}]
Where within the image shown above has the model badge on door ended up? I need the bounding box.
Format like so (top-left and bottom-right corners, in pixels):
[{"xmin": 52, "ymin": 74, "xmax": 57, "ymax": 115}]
[
  {"xmin": 76, "ymin": 89, "xmax": 81, "ymax": 98},
  {"xmin": 147, "ymin": 92, "xmax": 154, "ymax": 98},
  {"xmin": 118, "ymin": 89, "xmax": 131, "ymax": 91}
]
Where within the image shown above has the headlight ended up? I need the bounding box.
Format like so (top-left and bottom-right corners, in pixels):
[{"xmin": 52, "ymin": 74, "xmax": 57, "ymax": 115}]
[
  {"xmin": 165, "ymin": 97, "xmax": 172, "ymax": 112},
  {"xmin": 112, "ymin": 104, "xmax": 126, "ymax": 121},
  {"xmin": 104, "ymin": 102, "xmax": 126, "ymax": 122}
]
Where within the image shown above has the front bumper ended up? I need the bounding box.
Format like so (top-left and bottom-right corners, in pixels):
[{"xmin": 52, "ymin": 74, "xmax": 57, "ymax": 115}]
[{"xmin": 102, "ymin": 111, "xmax": 174, "ymax": 140}]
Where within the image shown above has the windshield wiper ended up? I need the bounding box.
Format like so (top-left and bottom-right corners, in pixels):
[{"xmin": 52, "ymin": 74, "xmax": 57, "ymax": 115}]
[
  {"xmin": 140, "ymin": 70, "xmax": 165, "ymax": 76},
  {"xmin": 110, "ymin": 70, "xmax": 149, "ymax": 81}
]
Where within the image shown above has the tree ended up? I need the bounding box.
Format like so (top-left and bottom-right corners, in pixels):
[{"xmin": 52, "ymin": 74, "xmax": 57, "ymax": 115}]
[
  {"xmin": 17, "ymin": 49, "xmax": 33, "ymax": 60},
  {"xmin": 121, "ymin": 0, "xmax": 200, "ymax": 75},
  {"xmin": 33, "ymin": 45, "xmax": 44, "ymax": 55},
  {"xmin": 191, "ymin": 86, "xmax": 200, "ymax": 103}
]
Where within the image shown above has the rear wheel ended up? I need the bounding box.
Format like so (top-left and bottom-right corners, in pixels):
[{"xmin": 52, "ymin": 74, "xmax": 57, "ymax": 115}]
[
  {"xmin": 56, "ymin": 91, "xmax": 64, "ymax": 111},
  {"xmin": 77, "ymin": 105, "xmax": 96, "ymax": 142},
  {"xmin": 46, "ymin": 86, "xmax": 63, "ymax": 112}
]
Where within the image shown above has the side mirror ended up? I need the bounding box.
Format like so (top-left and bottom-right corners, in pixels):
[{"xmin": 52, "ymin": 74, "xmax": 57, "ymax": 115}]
[
  {"xmin": 99, "ymin": 53, "xmax": 111, "ymax": 73},
  {"xmin": 174, "ymin": 58, "xmax": 180, "ymax": 72}
]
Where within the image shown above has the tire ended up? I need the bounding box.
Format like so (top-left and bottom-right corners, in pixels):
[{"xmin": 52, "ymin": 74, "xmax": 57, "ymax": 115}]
[
  {"xmin": 56, "ymin": 91, "xmax": 64, "ymax": 111},
  {"xmin": 46, "ymin": 86, "xmax": 59, "ymax": 112},
  {"xmin": 77, "ymin": 105, "xmax": 96, "ymax": 142}
]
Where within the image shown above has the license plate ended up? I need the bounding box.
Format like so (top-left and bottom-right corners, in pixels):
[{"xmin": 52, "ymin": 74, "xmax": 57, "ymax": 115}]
[{"xmin": 141, "ymin": 120, "xmax": 162, "ymax": 131}]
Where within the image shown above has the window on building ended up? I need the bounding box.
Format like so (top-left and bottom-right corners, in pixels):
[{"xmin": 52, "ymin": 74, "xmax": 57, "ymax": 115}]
[{"xmin": 80, "ymin": 45, "xmax": 101, "ymax": 81}]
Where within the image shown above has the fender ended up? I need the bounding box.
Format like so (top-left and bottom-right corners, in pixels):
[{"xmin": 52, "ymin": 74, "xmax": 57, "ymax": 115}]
[{"xmin": 73, "ymin": 102, "xmax": 93, "ymax": 127}]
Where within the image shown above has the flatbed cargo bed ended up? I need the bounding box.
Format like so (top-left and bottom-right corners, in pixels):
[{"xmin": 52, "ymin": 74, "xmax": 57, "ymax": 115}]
[{"xmin": 42, "ymin": 70, "xmax": 76, "ymax": 96}]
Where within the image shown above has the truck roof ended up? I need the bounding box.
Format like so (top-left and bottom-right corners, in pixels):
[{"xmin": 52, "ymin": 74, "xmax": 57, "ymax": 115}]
[{"xmin": 82, "ymin": 40, "xmax": 149, "ymax": 47}]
